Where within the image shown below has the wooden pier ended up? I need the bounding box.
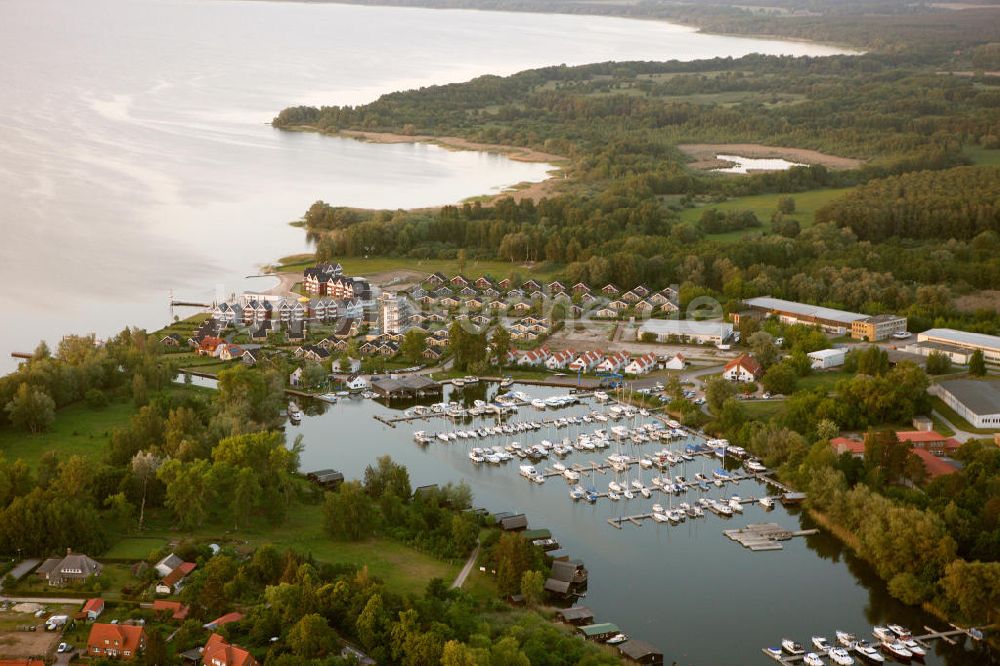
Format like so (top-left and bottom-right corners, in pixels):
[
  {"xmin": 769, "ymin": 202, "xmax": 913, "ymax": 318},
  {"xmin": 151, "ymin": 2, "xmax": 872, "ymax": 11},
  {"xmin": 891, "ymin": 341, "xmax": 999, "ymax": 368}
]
[{"xmin": 723, "ymin": 523, "xmax": 819, "ymax": 551}]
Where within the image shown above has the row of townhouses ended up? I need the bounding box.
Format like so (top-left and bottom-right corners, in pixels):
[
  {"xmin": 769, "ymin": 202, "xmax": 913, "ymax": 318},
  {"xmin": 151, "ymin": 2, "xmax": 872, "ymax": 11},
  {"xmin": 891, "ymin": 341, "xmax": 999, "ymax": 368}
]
[{"xmin": 505, "ymin": 347, "xmax": 685, "ymax": 376}]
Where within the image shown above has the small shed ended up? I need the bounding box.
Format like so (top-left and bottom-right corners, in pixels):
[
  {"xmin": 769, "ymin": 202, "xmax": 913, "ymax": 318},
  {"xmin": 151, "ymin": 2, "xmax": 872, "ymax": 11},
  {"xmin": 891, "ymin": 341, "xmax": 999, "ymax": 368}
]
[
  {"xmin": 781, "ymin": 492, "xmax": 807, "ymax": 505},
  {"xmin": 578, "ymin": 623, "xmax": 620, "ymax": 642},
  {"xmin": 619, "ymin": 639, "xmax": 664, "ymax": 665},
  {"xmin": 307, "ymin": 469, "xmax": 344, "ymax": 489},
  {"xmin": 808, "ymin": 348, "xmax": 846, "ymax": 369},
  {"xmin": 556, "ymin": 606, "xmax": 594, "ymax": 626},
  {"xmin": 500, "ymin": 514, "xmax": 528, "ymax": 531}
]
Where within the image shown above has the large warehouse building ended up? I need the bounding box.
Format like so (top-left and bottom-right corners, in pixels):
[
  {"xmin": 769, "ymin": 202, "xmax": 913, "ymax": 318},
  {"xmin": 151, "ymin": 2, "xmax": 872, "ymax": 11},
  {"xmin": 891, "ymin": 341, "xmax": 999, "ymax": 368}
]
[
  {"xmin": 931, "ymin": 379, "xmax": 1000, "ymax": 429},
  {"xmin": 637, "ymin": 319, "xmax": 733, "ymax": 345},
  {"xmin": 738, "ymin": 297, "xmax": 906, "ymax": 340},
  {"xmin": 906, "ymin": 328, "xmax": 1000, "ymax": 367}
]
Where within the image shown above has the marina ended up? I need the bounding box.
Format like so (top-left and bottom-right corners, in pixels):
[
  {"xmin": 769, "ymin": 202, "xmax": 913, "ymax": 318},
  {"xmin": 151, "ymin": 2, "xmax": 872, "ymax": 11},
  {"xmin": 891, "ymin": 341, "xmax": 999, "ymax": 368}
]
[
  {"xmin": 723, "ymin": 523, "xmax": 820, "ymax": 551},
  {"xmin": 289, "ymin": 381, "xmax": 997, "ymax": 665}
]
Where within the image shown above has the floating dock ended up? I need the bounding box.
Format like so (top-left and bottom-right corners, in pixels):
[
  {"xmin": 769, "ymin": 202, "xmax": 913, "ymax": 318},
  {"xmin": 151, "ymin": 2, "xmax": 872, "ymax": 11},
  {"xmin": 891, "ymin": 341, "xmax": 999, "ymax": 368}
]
[
  {"xmin": 762, "ymin": 624, "xmax": 990, "ymax": 664},
  {"xmin": 724, "ymin": 523, "xmax": 819, "ymax": 551}
]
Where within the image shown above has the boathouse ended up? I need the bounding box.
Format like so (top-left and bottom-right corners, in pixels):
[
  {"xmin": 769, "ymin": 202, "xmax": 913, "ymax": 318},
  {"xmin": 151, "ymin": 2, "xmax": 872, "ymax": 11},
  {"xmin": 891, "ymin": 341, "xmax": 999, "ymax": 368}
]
[
  {"xmin": 550, "ymin": 559, "xmax": 588, "ymax": 586},
  {"xmin": 306, "ymin": 469, "xmax": 344, "ymax": 489},
  {"xmin": 577, "ymin": 623, "xmax": 620, "ymax": 642},
  {"xmin": 543, "ymin": 578, "xmax": 573, "ymax": 598},
  {"xmin": 619, "ymin": 639, "xmax": 664, "ymax": 665},
  {"xmin": 556, "ymin": 606, "xmax": 594, "ymax": 626},
  {"xmin": 500, "ymin": 514, "xmax": 528, "ymax": 531}
]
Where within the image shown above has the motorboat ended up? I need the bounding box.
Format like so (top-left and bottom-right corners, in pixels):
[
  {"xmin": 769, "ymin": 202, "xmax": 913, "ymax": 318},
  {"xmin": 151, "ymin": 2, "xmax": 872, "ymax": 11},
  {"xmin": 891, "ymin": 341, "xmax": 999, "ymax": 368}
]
[
  {"xmin": 639, "ymin": 486, "xmax": 651, "ymax": 498},
  {"xmin": 804, "ymin": 654, "xmax": 825, "ymax": 666},
  {"xmin": 852, "ymin": 640, "xmax": 884, "ymax": 663},
  {"xmin": 563, "ymin": 469, "xmax": 581, "ymax": 482},
  {"xmin": 519, "ymin": 465, "xmax": 538, "ymax": 478},
  {"xmin": 765, "ymin": 647, "xmax": 784, "ymax": 661},
  {"xmin": 872, "ymin": 627, "xmax": 895, "ymax": 643},
  {"xmin": 318, "ymin": 393, "xmax": 339, "ymax": 404},
  {"xmin": 880, "ymin": 642, "xmax": 912, "ymax": 661},
  {"xmin": 531, "ymin": 399, "xmax": 546, "ymax": 409},
  {"xmin": 782, "ymin": 639, "xmax": 805, "ymax": 655},
  {"xmin": 813, "ymin": 637, "xmax": 832, "ymax": 652},
  {"xmin": 652, "ymin": 511, "xmax": 670, "ymax": 523},
  {"xmin": 715, "ymin": 502, "xmax": 733, "ymax": 516},
  {"xmin": 500, "ymin": 377, "xmax": 514, "ymax": 388},
  {"xmin": 452, "ymin": 378, "xmax": 465, "ymax": 387},
  {"xmin": 606, "ymin": 633, "xmax": 628, "ymax": 645},
  {"xmin": 287, "ymin": 402, "xmax": 303, "ymax": 423},
  {"xmin": 746, "ymin": 459, "xmax": 767, "ymax": 473},
  {"xmin": 729, "ymin": 498, "xmax": 744, "ymax": 513},
  {"xmin": 836, "ymin": 632, "xmax": 857, "ymax": 648},
  {"xmin": 827, "ymin": 647, "xmax": 855, "ymax": 665},
  {"xmin": 652, "ymin": 503, "xmax": 664, "ymax": 514},
  {"xmin": 463, "ymin": 375, "xmax": 479, "ymax": 384},
  {"xmin": 623, "ymin": 488, "xmax": 634, "ymax": 500},
  {"xmin": 887, "ymin": 625, "xmax": 911, "ymax": 640},
  {"xmin": 569, "ymin": 486, "xmax": 586, "ymax": 501},
  {"xmin": 608, "ymin": 481, "xmax": 622, "ymax": 493},
  {"xmin": 759, "ymin": 496, "xmax": 775, "ymax": 509},
  {"xmin": 901, "ymin": 639, "xmax": 925, "ymax": 658},
  {"xmin": 608, "ymin": 491, "xmax": 620, "ymax": 501},
  {"xmin": 553, "ymin": 462, "xmax": 566, "ymax": 472}
]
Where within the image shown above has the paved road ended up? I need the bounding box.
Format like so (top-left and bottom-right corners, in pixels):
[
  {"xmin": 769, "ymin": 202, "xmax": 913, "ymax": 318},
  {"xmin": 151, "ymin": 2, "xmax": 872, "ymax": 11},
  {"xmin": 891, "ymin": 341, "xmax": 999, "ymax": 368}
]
[
  {"xmin": 0, "ymin": 595, "xmax": 85, "ymax": 605},
  {"xmin": 932, "ymin": 409, "xmax": 977, "ymax": 443},
  {"xmin": 451, "ymin": 544, "xmax": 480, "ymax": 589}
]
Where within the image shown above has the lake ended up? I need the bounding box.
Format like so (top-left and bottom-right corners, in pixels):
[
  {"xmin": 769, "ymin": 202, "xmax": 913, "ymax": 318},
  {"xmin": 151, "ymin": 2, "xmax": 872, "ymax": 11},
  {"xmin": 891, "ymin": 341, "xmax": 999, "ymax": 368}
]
[
  {"xmin": 288, "ymin": 382, "xmax": 996, "ymax": 665},
  {"xmin": 714, "ymin": 154, "xmax": 806, "ymax": 174},
  {"xmin": 0, "ymin": 0, "xmax": 850, "ymax": 370}
]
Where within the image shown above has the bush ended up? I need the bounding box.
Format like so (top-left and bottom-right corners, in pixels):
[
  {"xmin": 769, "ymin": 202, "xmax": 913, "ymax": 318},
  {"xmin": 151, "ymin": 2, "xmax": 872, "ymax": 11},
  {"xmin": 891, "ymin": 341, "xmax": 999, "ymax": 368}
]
[{"xmin": 85, "ymin": 388, "xmax": 109, "ymax": 409}]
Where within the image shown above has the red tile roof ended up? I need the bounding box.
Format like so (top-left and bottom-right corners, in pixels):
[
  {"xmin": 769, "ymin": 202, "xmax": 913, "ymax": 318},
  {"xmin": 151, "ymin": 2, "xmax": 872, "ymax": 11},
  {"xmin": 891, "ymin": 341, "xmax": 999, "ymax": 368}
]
[
  {"xmin": 82, "ymin": 598, "xmax": 104, "ymax": 614},
  {"xmin": 830, "ymin": 437, "xmax": 866, "ymax": 455},
  {"xmin": 161, "ymin": 561, "xmax": 196, "ymax": 586},
  {"xmin": 896, "ymin": 431, "xmax": 962, "ymax": 449},
  {"xmin": 87, "ymin": 623, "xmax": 145, "ymax": 659},
  {"xmin": 152, "ymin": 600, "xmax": 190, "ymax": 621},
  {"xmin": 724, "ymin": 354, "xmax": 763, "ymax": 377},
  {"xmin": 206, "ymin": 611, "xmax": 244, "ymax": 628},
  {"xmin": 203, "ymin": 634, "xmax": 258, "ymax": 666},
  {"xmin": 911, "ymin": 448, "xmax": 959, "ymax": 478}
]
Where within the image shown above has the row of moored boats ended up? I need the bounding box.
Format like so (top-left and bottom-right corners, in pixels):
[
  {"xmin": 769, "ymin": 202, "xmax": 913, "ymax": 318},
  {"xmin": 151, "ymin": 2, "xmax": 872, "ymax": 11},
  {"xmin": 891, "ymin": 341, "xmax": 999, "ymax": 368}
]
[{"xmin": 766, "ymin": 625, "xmax": 928, "ymax": 665}]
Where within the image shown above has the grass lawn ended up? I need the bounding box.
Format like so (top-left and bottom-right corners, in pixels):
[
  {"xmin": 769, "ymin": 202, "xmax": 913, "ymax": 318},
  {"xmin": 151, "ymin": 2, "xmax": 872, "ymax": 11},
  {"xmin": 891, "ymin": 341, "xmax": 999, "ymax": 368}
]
[
  {"xmin": 742, "ymin": 400, "xmax": 785, "ymax": 421},
  {"xmin": 929, "ymin": 396, "xmax": 1000, "ymax": 435},
  {"xmin": 273, "ymin": 255, "xmax": 560, "ymax": 282},
  {"xmin": 0, "ymin": 400, "xmax": 135, "ymax": 468},
  {"xmin": 132, "ymin": 502, "xmax": 459, "ymax": 596},
  {"xmin": 677, "ymin": 186, "xmax": 855, "ymax": 241},
  {"xmin": 103, "ymin": 537, "xmax": 169, "ymax": 561},
  {"xmin": 797, "ymin": 369, "xmax": 853, "ymax": 392}
]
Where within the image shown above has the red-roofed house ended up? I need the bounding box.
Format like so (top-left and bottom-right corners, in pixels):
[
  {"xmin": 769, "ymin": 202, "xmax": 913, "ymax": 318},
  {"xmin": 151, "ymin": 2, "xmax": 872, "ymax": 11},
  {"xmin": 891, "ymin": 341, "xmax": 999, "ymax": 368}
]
[
  {"xmin": 152, "ymin": 599, "xmax": 190, "ymax": 621},
  {"xmin": 156, "ymin": 561, "xmax": 196, "ymax": 595},
  {"xmin": 596, "ymin": 351, "xmax": 630, "ymax": 374},
  {"xmin": 830, "ymin": 436, "xmax": 866, "ymax": 457},
  {"xmin": 80, "ymin": 598, "xmax": 104, "ymax": 621},
  {"xmin": 895, "ymin": 431, "xmax": 962, "ymax": 455},
  {"xmin": 663, "ymin": 353, "xmax": 687, "ymax": 371},
  {"xmin": 569, "ymin": 350, "xmax": 604, "ymax": 373},
  {"xmin": 202, "ymin": 633, "xmax": 259, "ymax": 666},
  {"xmin": 203, "ymin": 612, "xmax": 244, "ymax": 630},
  {"xmin": 545, "ymin": 350, "xmax": 575, "ymax": 371},
  {"xmin": 624, "ymin": 353, "xmax": 658, "ymax": 376},
  {"xmin": 723, "ymin": 354, "xmax": 763, "ymax": 382},
  {"xmin": 910, "ymin": 448, "xmax": 959, "ymax": 479},
  {"xmin": 87, "ymin": 623, "xmax": 146, "ymax": 660}
]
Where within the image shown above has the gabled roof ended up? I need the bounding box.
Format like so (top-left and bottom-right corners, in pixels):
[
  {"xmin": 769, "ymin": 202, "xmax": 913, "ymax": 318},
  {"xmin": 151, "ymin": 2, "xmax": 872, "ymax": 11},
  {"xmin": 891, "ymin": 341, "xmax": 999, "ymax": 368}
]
[
  {"xmin": 203, "ymin": 633, "xmax": 257, "ymax": 666},
  {"xmin": 724, "ymin": 354, "xmax": 762, "ymax": 376},
  {"xmin": 152, "ymin": 600, "xmax": 190, "ymax": 621},
  {"xmin": 204, "ymin": 612, "xmax": 244, "ymax": 629},
  {"xmin": 87, "ymin": 623, "xmax": 144, "ymax": 653},
  {"xmin": 82, "ymin": 598, "xmax": 104, "ymax": 614}
]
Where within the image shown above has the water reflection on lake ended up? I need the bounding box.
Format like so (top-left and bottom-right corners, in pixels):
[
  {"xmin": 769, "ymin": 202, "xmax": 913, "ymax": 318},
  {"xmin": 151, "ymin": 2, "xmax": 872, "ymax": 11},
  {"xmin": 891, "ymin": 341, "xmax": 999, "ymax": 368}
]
[
  {"xmin": 285, "ymin": 381, "xmax": 995, "ymax": 665},
  {"xmin": 714, "ymin": 154, "xmax": 806, "ymax": 173}
]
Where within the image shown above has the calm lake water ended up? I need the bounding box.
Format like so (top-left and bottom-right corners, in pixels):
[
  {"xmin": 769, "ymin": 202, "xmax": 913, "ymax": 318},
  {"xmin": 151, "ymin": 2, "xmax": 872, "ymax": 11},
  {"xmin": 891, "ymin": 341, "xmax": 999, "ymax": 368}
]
[
  {"xmin": 287, "ymin": 383, "xmax": 996, "ymax": 666},
  {"xmin": 714, "ymin": 154, "xmax": 806, "ymax": 173},
  {"xmin": 0, "ymin": 0, "xmax": 850, "ymax": 369}
]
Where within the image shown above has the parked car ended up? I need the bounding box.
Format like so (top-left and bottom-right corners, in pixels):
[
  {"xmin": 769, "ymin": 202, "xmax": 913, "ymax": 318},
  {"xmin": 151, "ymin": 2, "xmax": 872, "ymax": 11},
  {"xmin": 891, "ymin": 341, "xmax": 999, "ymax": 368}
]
[
  {"xmin": 893, "ymin": 331, "xmax": 912, "ymax": 339},
  {"xmin": 57, "ymin": 642, "xmax": 70, "ymax": 653}
]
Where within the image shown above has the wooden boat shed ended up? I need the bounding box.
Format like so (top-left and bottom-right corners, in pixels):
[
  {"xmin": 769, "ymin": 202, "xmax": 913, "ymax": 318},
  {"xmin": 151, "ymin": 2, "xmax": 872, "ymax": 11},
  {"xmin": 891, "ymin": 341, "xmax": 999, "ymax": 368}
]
[
  {"xmin": 500, "ymin": 513, "xmax": 528, "ymax": 531},
  {"xmin": 618, "ymin": 639, "xmax": 664, "ymax": 665},
  {"xmin": 556, "ymin": 606, "xmax": 594, "ymax": 626},
  {"xmin": 306, "ymin": 469, "xmax": 344, "ymax": 489},
  {"xmin": 577, "ymin": 623, "xmax": 620, "ymax": 642}
]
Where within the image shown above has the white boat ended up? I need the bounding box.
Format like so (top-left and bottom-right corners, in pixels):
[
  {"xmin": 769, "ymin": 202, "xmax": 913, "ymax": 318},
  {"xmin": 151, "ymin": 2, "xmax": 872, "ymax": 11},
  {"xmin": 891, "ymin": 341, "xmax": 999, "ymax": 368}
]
[
  {"xmin": 452, "ymin": 378, "xmax": 466, "ymax": 387},
  {"xmin": 652, "ymin": 511, "xmax": 670, "ymax": 523},
  {"xmin": 623, "ymin": 488, "xmax": 634, "ymax": 499},
  {"xmin": 872, "ymin": 627, "xmax": 895, "ymax": 643},
  {"xmin": 608, "ymin": 491, "xmax": 620, "ymax": 501},
  {"xmin": 531, "ymin": 399, "xmax": 546, "ymax": 409},
  {"xmin": 804, "ymin": 653, "xmax": 825, "ymax": 666},
  {"xmin": 553, "ymin": 462, "xmax": 566, "ymax": 472},
  {"xmin": 608, "ymin": 481, "xmax": 622, "ymax": 493},
  {"xmin": 887, "ymin": 625, "xmax": 911, "ymax": 640},
  {"xmin": 606, "ymin": 633, "xmax": 628, "ymax": 645},
  {"xmin": 500, "ymin": 377, "xmax": 514, "ymax": 388},
  {"xmin": 729, "ymin": 498, "xmax": 744, "ymax": 513},
  {"xmin": 287, "ymin": 402, "xmax": 303, "ymax": 422},
  {"xmin": 318, "ymin": 393, "xmax": 339, "ymax": 404},
  {"xmin": 652, "ymin": 503, "xmax": 664, "ymax": 513},
  {"xmin": 464, "ymin": 375, "xmax": 479, "ymax": 384},
  {"xmin": 852, "ymin": 640, "xmax": 884, "ymax": 663},
  {"xmin": 827, "ymin": 647, "xmax": 855, "ymax": 665},
  {"xmin": 759, "ymin": 497, "xmax": 775, "ymax": 509},
  {"xmin": 782, "ymin": 639, "xmax": 805, "ymax": 655},
  {"xmin": 880, "ymin": 642, "xmax": 912, "ymax": 660},
  {"xmin": 519, "ymin": 465, "xmax": 538, "ymax": 478},
  {"xmin": 765, "ymin": 647, "xmax": 784, "ymax": 661},
  {"xmin": 746, "ymin": 459, "xmax": 767, "ymax": 473},
  {"xmin": 836, "ymin": 631, "xmax": 857, "ymax": 648},
  {"xmin": 901, "ymin": 639, "xmax": 925, "ymax": 658},
  {"xmin": 813, "ymin": 637, "xmax": 831, "ymax": 652},
  {"xmin": 715, "ymin": 502, "xmax": 733, "ymax": 516},
  {"xmin": 563, "ymin": 469, "xmax": 580, "ymax": 482},
  {"xmin": 639, "ymin": 486, "xmax": 651, "ymax": 498}
]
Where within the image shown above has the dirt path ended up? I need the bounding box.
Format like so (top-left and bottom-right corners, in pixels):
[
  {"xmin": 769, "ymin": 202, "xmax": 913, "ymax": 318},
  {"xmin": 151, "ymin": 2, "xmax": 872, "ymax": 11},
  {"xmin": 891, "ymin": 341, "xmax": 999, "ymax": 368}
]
[
  {"xmin": 451, "ymin": 544, "xmax": 480, "ymax": 589},
  {"xmin": 678, "ymin": 143, "xmax": 863, "ymax": 170}
]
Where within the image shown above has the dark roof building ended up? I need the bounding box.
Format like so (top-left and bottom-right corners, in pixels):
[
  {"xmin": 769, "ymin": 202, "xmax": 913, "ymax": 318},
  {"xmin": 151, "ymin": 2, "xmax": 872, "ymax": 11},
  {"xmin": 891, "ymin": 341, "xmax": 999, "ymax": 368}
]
[
  {"xmin": 619, "ymin": 640, "xmax": 664, "ymax": 665},
  {"xmin": 499, "ymin": 514, "xmax": 528, "ymax": 531},
  {"xmin": 371, "ymin": 376, "xmax": 442, "ymax": 399},
  {"xmin": 556, "ymin": 606, "xmax": 594, "ymax": 626}
]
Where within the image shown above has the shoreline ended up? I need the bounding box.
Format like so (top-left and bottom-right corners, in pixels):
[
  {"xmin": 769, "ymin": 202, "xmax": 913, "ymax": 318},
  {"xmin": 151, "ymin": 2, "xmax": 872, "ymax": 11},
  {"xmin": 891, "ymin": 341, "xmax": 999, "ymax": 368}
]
[
  {"xmin": 678, "ymin": 143, "xmax": 864, "ymax": 171},
  {"xmin": 260, "ymin": 0, "xmax": 865, "ymax": 53},
  {"xmin": 284, "ymin": 124, "xmax": 568, "ymax": 204}
]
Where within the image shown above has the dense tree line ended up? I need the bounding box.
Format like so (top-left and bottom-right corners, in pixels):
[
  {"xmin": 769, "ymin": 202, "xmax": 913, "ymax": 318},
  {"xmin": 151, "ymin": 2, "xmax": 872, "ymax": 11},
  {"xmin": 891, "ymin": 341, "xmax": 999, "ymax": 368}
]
[{"xmin": 817, "ymin": 166, "xmax": 1000, "ymax": 241}]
